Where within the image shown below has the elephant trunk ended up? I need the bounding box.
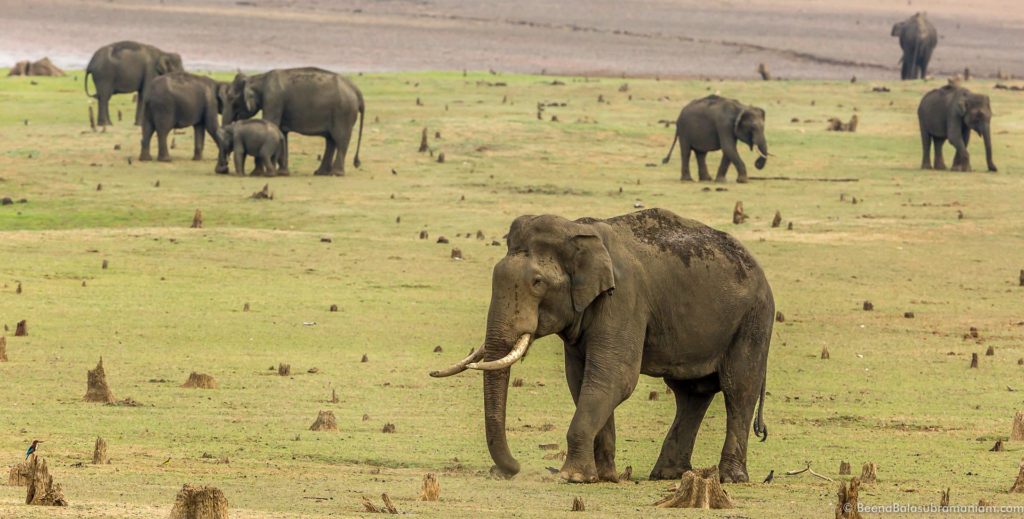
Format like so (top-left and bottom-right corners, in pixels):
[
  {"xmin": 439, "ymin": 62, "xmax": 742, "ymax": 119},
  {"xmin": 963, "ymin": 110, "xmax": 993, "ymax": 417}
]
[
  {"xmin": 481, "ymin": 328, "xmax": 521, "ymax": 478},
  {"xmin": 981, "ymin": 122, "xmax": 997, "ymax": 172},
  {"xmin": 754, "ymin": 134, "xmax": 768, "ymax": 170}
]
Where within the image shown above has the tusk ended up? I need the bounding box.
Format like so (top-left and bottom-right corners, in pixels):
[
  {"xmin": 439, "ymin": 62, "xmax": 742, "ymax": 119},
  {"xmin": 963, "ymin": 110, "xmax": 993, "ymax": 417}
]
[
  {"xmin": 429, "ymin": 344, "xmax": 485, "ymax": 377},
  {"xmin": 466, "ymin": 334, "xmax": 531, "ymax": 371}
]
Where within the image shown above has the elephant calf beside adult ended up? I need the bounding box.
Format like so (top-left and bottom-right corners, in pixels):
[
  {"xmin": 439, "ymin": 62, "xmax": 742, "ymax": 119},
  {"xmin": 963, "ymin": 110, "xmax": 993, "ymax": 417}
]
[
  {"xmin": 85, "ymin": 41, "xmax": 184, "ymax": 126},
  {"xmin": 662, "ymin": 95, "xmax": 769, "ymax": 183},
  {"xmin": 222, "ymin": 67, "xmax": 364, "ymax": 176},
  {"xmin": 892, "ymin": 12, "xmax": 938, "ymax": 80},
  {"xmin": 139, "ymin": 72, "xmax": 227, "ymax": 163},
  {"xmin": 918, "ymin": 82, "xmax": 996, "ymax": 173},
  {"xmin": 431, "ymin": 208, "xmax": 773, "ymax": 484}
]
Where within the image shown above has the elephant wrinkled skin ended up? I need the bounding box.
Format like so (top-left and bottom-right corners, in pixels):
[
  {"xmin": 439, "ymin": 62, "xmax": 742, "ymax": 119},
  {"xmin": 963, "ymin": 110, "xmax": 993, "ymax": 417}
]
[
  {"xmin": 140, "ymin": 72, "xmax": 227, "ymax": 163},
  {"xmin": 431, "ymin": 208, "xmax": 774, "ymax": 484},
  {"xmin": 85, "ymin": 41, "xmax": 184, "ymax": 126},
  {"xmin": 918, "ymin": 83, "xmax": 996, "ymax": 173},
  {"xmin": 662, "ymin": 95, "xmax": 768, "ymax": 183}
]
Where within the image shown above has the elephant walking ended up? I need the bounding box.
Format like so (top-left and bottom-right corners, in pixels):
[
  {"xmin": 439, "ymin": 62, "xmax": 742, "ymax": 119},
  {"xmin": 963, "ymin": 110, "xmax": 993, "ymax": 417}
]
[
  {"xmin": 892, "ymin": 12, "xmax": 937, "ymax": 80},
  {"xmin": 918, "ymin": 82, "xmax": 996, "ymax": 172},
  {"xmin": 432, "ymin": 208, "xmax": 773, "ymax": 484},
  {"xmin": 139, "ymin": 72, "xmax": 227, "ymax": 163},
  {"xmin": 85, "ymin": 41, "xmax": 184, "ymax": 126},
  {"xmin": 662, "ymin": 96, "xmax": 768, "ymax": 183},
  {"xmin": 222, "ymin": 67, "xmax": 364, "ymax": 176}
]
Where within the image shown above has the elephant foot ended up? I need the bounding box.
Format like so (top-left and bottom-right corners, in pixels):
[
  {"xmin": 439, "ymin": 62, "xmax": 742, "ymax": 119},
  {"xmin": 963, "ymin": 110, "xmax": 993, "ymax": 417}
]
[
  {"xmin": 192, "ymin": 155, "xmax": 203, "ymax": 161},
  {"xmin": 488, "ymin": 465, "xmax": 516, "ymax": 480},
  {"xmin": 139, "ymin": 154, "xmax": 153, "ymax": 162},
  {"xmin": 920, "ymin": 162, "xmax": 932, "ymax": 170},
  {"xmin": 313, "ymin": 169, "xmax": 331, "ymax": 176},
  {"xmin": 559, "ymin": 460, "xmax": 598, "ymax": 484},
  {"xmin": 649, "ymin": 464, "xmax": 689, "ymax": 481},
  {"xmin": 736, "ymin": 175, "xmax": 749, "ymax": 184},
  {"xmin": 214, "ymin": 166, "xmax": 229, "ymax": 174},
  {"xmin": 332, "ymin": 170, "xmax": 346, "ymax": 177},
  {"xmin": 715, "ymin": 176, "xmax": 728, "ymax": 184},
  {"xmin": 988, "ymin": 165, "xmax": 998, "ymax": 173},
  {"xmin": 276, "ymin": 169, "xmax": 290, "ymax": 176},
  {"xmin": 597, "ymin": 467, "xmax": 619, "ymax": 483},
  {"xmin": 934, "ymin": 163, "xmax": 947, "ymax": 171},
  {"xmin": 680, "ymin": 176, "xmax": 694, "ymax": 182},
  {"xmin": 157, "ymin": 156, "xmax": 172, "ymax": 163},
  {"xmin": 718, "ymin": 459, "xmax": 749, "ymax": 483},
  {"xmin": 698, "ymin": 177, "xmax": 713, "ymax": 183}
]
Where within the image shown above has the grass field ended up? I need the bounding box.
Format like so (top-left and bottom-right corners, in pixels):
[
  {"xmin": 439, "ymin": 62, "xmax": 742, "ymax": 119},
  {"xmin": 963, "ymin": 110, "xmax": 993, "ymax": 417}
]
[{"xmin": 1, "ymin": 69, "xmax": 1024, "ymax": 518}]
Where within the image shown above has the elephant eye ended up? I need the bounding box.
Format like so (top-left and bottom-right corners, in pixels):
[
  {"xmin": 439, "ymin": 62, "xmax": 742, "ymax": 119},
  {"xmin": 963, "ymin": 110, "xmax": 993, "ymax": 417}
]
[{"xmin": 532, "ymin": 276, "xmax": 544, "ymax": 288}]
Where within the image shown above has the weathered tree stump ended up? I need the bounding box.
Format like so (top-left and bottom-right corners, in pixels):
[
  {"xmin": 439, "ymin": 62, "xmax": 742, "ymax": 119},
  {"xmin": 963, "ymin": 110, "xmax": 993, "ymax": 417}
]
[
  {"xmin": 181, "ymin": 372, "xmax": 218, "ymax": 389},
  {"xmin": 986, "ymin": 346, "xmax": 995, "ymax": 356},
  {"xmin": 16, "ymin": 282, "xmax": 22, "ymax": 294},
  {"xmin": 821, "ymin": 347, "xmax": 830, "ymax": 360},
  {"xmin": 970, "ymin": 326, "xmax": 980, "ymax": 339},
  {"xmin": 619, "ymin": 466, "xmax": 633, "ymax": 481},
  {"xmin": 243, "ymin": 303, "xmax": 250, "ymax": 312},
  {"xmin": 839, "ymin": 461, "xmax": 851, "ymax": 475},
  {"xmin": 329, "ymin": 304, "xmax": 338, "ymax": 312},
  {"xmin": 654, "ymin": 466, "xmax": 733, "ymax": 509},
  {"xmin": 84, "ymin": 358, "xmax": 115, "ymax": 403},
  {"xmin": 940, "ymin": 487, "xmax": 950, "ymax": 507},
  {"xmin": 361, "ymin": 354, "xmax": 368, "ymax": 363},
  {"xmin": 15, "ymin": 320, "xmax": 27, "ymax": 336},
  {"xmin": 277, "ymin": 363, "xmax": 290, "ymax": 376},
  {"xmin": 102, "ymin": 259, "xmax": 108, "ymax": 269},
  {"xmin": 92, "ymin": 437, "xmax": 109, "ymax": 464},
  {"xmin": 419, "ymin": 472, "xmax": 440, "ymax": 501},
  {"xmin": 362, "ymin": 493, "xmax": 399, "ymax": 514},
  {"xmin": 771, "ymin": 210, "xmax": 782, "ymax": 228},
  {"xmin": 419, "ymin": 127, "xmax": 429, "ymax": 152},
  {"xmin": 450, "ymin": 248, "xmax": 463, "ymax": 260},
  {"xmin": 787, "ymin": 222, "xmax": 793, "ymax": 230},
  {"xmin": 328, "ymin": 388, "xmax": 339, "ymax": 403},
  {"xmin": 511, "ymin": 378, "xmax": 524, "ymax": 387},
  {"xmin": 437, "ymin": 152, "xmax": 446, "ymax": 163},
  {"xmin": 191, "ymin": 209, "xmax": 203, "ymax": 229},
  {"xmin": 732, "ymin": 202, "xmax": 746, "ymax": 224},
  {"xmin": 757, "ymin": 63, "xmax": 771, "ymax": 81},
  {"xmin": 835, "ymin": 477, "xmax": 861, "ymax": 518},
  {"xmin": 970, "ymin": 353, "xmax": 979, "ymax": 369},
  {"xmin": 25, "ymin": 456, "xmax": 67, "ymax": 506},
  {"xmin": 0, "ymin": 336, "xmax": 7, "ymax": 362},
  {"xmin": 571, "ymin": 496, "xmax": 585, "ymax": 511},
  {"xmin": 419, "ymin": 230, "xmax": 429, "ymax": 240},
  {"xmin": 1011, "ymin": 411, "xmax": 1024, "ymax": 441},
  {"xmin": 169, "ymin": 484, "xmax": 228, "ymax": 519},
  {"xmin": 991, "ymin": 440, "xmax": 1005, "ymax": 451},
  {"xmin": 7, "ymin": 460, "xmax": 31, "ymax": 486},
  {"xmin": 860, "ymin": 462, "xmax": 877, "ymax": 484},
  {"xmin": 648, "ymin": 391, "xmax": 660, "ymax": 401},
  {"xmin": 381, "ymin": 423, "xmax": 396, "ymax": 433},
  {"xmin": 1011, "ymin": 462, "xmax": 1024, "ymax": 493},
  {"xmin": 309, "ymin": 410, "xmax": 338, "ymax": 431},
  {"xmin": 775, "ymin": 311, "xmax": 785, "ymax": 323}
]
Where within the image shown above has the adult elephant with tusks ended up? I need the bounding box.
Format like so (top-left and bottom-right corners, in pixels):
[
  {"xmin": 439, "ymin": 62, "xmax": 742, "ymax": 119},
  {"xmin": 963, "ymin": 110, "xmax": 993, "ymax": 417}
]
[
  {"xmin": 662, "ymin": 95, "xmax": 769, "ymax": 183},
  {"xmin": 85, "ymin": 41, "xmax": 184, "ymax": 126},
  {"xmin": 221, "ymin": 67, "xmax": 364, "ymax": 176},
  {"xmin": 431, "ymin": 208, "xmax": 773, "ymax": 484},
  {"xmin": 918, "ymin": 82, "xmax": 996, "ymax": 173}
]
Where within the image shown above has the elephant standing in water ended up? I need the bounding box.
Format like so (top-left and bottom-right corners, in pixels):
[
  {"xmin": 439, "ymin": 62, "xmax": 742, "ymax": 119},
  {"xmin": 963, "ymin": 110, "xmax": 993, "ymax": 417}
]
[
  {"xmin": 431, "ymin": 208, "xmax": 773, "ymax": 484},
  {"xmin": 222, "ymin": 68, "xmax": 364, "ymax": 176},
  {"xmin": 892, "ymin": 12, "xmax": 937, "ymax": 80},
  {"xmin": 918, "ymin": 82, "xmax": 996, "ymax": 172},
  {"xmin": 662, "ymin": 96, "xmax": 768, "ymax": 183},
  {"xmin": 85, "ymin": 41, "xmax": 184, "ymax": 126},
  {"xmin": 139, "ymin": 72, "xmax": 227, "ymax": 163}
]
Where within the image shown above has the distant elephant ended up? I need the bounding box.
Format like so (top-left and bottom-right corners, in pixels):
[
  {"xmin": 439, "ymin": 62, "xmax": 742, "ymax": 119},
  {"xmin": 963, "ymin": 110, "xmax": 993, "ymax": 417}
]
[
  {"xmin": 918, "ymin": 82, "xmax": 996, "ymax": 172},
  {"xmin": 431, "ymin": 208, "xmax": 773, "ymax": 484},
  {"xmin": 222, "ymin": 67, "xmax": 364, "ymax": 176},
  {"xmin": 139, "ymin": 72, "xmax": 227, "ymax": 163},
  {"xmin": 892, "ymin": 12, "xmax": 937, "ymax": 80},
  {"xmin": 662, "ymin": 95, "xmax": 768, "ymax": 183},
  {"xmin": 216, "ymin": 120, "xmax": 287, "ymax": 177},
  {"xmin": 85, "ymin": 41, "xmax": 184, "ymax": 126}
]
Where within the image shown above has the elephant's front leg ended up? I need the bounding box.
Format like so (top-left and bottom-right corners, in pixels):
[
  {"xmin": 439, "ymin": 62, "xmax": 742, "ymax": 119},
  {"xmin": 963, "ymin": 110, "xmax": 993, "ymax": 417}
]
[
  {"xmin": 192, "ymin": 125, "xmax": 204, "ymax": 160},
  {"xmin": 932, "ymin": 137, "xmax": 947, "ymax": 170},
  {"xmin": 565, "ymin": 348, "xmax": 618, "ymax": 483},
  {"xmin": 714, "ymin": 155, "xmax": 732, "ymax": 183},
  {"xmin": 720, "ymin": 138, "xmax": 748, "ymax": 183}
]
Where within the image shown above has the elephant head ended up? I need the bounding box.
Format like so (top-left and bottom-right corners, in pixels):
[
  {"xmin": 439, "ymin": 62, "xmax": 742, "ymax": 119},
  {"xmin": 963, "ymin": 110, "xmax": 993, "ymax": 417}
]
[
  {"xmin": 734, "ymin": 107, "xmax": 769, "ymax": 169},
  {"xmin": 156, "ymin": 53, "xmax": 183, "ymax": 75},
  {"xmin": 957, "ymin": 92, "xmax": 997, "ymax": 171},
  {"xmin": 430, "ymin": 215, "xmax": 615, "ymax": 478},
  {"xmin": 222, "ymin": 73, "xmax": 261, "ymax": 124},
  {"xmin": 890, "ymin": 21, "xmax": 904, "ymax": 37}
]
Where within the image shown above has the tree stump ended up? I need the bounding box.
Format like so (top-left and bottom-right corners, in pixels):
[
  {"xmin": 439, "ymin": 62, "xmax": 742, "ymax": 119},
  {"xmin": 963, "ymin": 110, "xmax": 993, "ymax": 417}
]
[
  {"xmin": 92, "ymin": 437, "xmax": 109, "ymax": 464},
  {"xmin": 169, "ymin": 484, "xmax": 228, "ymax": 519},
  {"xmin": 191, "ymin": 209, "xmax": 203, "ymax": 229},
  {"xmin": 757, "ymin": 63, "xmax": 771, "ymax": 81},
  {"xmin": 382, "ymin": 423, "xmax": 396, "ymax": 433},
  {"xmin": 84, "ymin": 358, "xmax": 115, "ymax": 403},
  {"xmin": 181, "ymin": 372, "xmax": 218, "ymax": 389},
  {"xmin": 7, "ymin": 460, "xmax": 31, "ymax": 486},
  {"xmin": 654, "ymin": 466, "xmax": 733, "ymax": 509},
  {"xmin": 732, "ymin": 202, "xmax": 746, "ymax": 224},
  {"xmin": 940, "ymin": 488, "xmax": 950, "ymax": 507},
  {"xmin": 362, "ymin": 493, "xmax": 399, "ymax": 514},
  {"xmin": 971, "ymin": 353, "xmax": 979, "ymax": 369},
  {"xmin": 419, "ymin": 472, "xmax": 440, "ymax": 501},
  {"xmin": 1019, "ymin": 269, "xmax": 1023, "ymax": 287},
  {"xmin": 25, "ymin": 456, "xmax": 67, "ymax": 506},
  {"xmin": 986, "ymin": 346, "xmax": 995, "ymax": 356},
  {"xmin": 450, "ymin": 248, "xmax": 463, "ymax": 260},
  {"xmin": 437, "ymin": 152, "xmax": 446, "ymax": 163},
  {"xmin": 839, "ymin": 461, "xmax": 851, "ymax": 475},
  {"xmin": 102, "ymin": 259, "xmax": 108, "ymax": 269},
  {"xmin": 775, "ymin": 311, "xmax": 785, "ymax": 323},
  {"xmin": 419, "ymin": 127, "xmax": 429, "ymax": 153},
  {"xmin": 571, "ymin": 496, "xmax": 585, "ymax": 511},
  {"xmin": 991, "ymin": 440, "xmax": 1005, "ymax": 451},
  {"xmin": 419, "ymin": 230, "xmax": 429, "ymax": 240},
  {"xmin": 361, "ymin": 354, "xmax": 369, "ymax": 363},
  {"xmin": 821, "ymin": 347, "xmax": 830, "ymax": 360},
  {"xmin": 835, "ymin": 477, "xmax": 861, "ymax": 519},
  {"xmin": 771, "ymin": 210, "xmax": 782, "ymax": 228},
  {"xmin": 330, "ymin": 304, "xmax": 338, "ymax": 312},
  {"xmin": 860, "ymin": 462, "xmax": 877, "ymax": 484},
  {"xmin": 16, "ymin": 282, "xmax": 22, "ymax": 294},
  {"xmin": 278, "ymin": 363, "xmax": 290, "ymax": 376},
  {"xmin": 329, "ymin": 388, "xmax": 339, "ymax": 403},
  {"xmin": 648, "ymin": 391, "xmax": 660, "ymax": 401},
  {"xmin": 0, "ymin": 336, "xmax": 7, "ymax": 362},
  {"xmin": 619, "ymin": 466, "xmax": 633, "ymax": 482},
  {"xmin": 1011, "ymin": 411, "xmax": 1024, "ymax": 441},
  {"xmin": 15, "ymin": 320, "xmax": 27, "ymax": 336},
  {"xmin": 309, "ymin": 410, "xmax": 338, "ymax": 431},
  {"xmin": 1011, "ymin": 462, "xmax": 1024, "ymax": 493}
]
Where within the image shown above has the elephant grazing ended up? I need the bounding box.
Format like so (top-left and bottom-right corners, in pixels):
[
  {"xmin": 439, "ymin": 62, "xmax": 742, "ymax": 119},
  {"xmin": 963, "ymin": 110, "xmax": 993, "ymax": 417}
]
[
  {"xmin": 140, "ymin": 72, "xmax": 227, "ymax": 163},
  {"xmin": 892, "ymin": 12, "xmax": 937, "ymax": 80},
  {"xmin": 85, "ymin": 41, "xmax": 184, "ymax": 127},
  {"xmin": 918, "ymin": 82, "xmax": 997, "ymax": 172},
  {"xmin": 662, "ymin": 96, "xmax": 768, "ymax": 183},
  {"xmin": 222, "ymin": 68, "xmax": 364, "ymax": 176},
  {"xmin": 431, "ymin": 208, "xmax": 774, "ymax": 484}
]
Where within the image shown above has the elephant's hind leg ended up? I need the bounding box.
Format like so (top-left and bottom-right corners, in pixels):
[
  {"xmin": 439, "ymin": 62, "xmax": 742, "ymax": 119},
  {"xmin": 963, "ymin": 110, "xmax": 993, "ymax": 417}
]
[
  {"xmin": 330, "ymin": 125, "xmax": 353, "ymax": 176},
  {"xmin": 919, "ymin": 130, "xmax": 932, "ymax": 169},
  {"xmin": 650, "ymin": 377, "xmax": 715, "ymax": 480},
  {"xmin": 679, "ymin": 139, "xmax": 694, "ymax": 182},
  {"xmin": 192, "ymin": 125, "xmax": 205, "ymax": 160},
  {"xmin": 695, "ymin": 151, "xmax": 712, "ymax": 182},
  {"xmin": 932, "ymin": 137, "xmax": 947, "ymax": 170},
  {"xmin": 314, "ymin": 139, "xmax": 336, "ymax": 176}
]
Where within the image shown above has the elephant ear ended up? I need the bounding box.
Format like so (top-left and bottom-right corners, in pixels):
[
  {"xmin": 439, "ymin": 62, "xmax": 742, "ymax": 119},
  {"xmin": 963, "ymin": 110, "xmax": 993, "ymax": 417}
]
[
  {"xmin": 569, "ymin": 234, "xmax": 615, "ymax": 312},
  {"xmin": 733, "ymin": 109, "xmax": 757, "ymax": 138}
]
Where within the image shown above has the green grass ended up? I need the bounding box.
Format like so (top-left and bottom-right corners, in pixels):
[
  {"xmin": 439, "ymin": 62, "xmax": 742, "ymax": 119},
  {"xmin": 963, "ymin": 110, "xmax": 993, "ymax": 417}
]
[{"xmin": 1, "ymin": 69, "xmax": 1024, "ymax": 517}]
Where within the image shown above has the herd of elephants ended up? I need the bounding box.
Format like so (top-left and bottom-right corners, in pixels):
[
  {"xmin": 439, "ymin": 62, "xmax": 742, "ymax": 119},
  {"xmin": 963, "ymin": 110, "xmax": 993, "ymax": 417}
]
[{"xmin": 71, "ymin": 11, "xmax": 998, "ymax": 486}]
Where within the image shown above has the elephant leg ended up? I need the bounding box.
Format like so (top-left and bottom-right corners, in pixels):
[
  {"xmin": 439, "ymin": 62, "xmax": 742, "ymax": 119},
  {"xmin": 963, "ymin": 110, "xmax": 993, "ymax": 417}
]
[
  {"xmin": 679, "ymin": 144, "xmax": 693, "ymax": 182},
  {"xmin": 919, "ymin": 130, "xmax": 932, "ymax": 169},
  {"xmin": 932, "ymin": 137, "xmax": 947, "ymax": 170},
  {"xmin": 234, "ymin": 147, "xmax": 246, "ymax": 176},
  {"xmin": 96, "ymin": 89, "xmax": 114, "ymax": 127},
  {"xmin": 695, "ymin": 151, "xmax": 711, "ymax": 182},
  {"xmin": 251, "ymin": 157, "xmax": 267, "ymax": 176},
  {"xmin": 156, "ymin": 125, "xmax": 172, "ymax": 162},
  {"xmin": 721, "ymin": 141, "xmax": 748, "ymax": 183},
  {"xmin": 277, "ymin": 133, "xmax": 291, "ymax": 175},
  {"xmin": 134, "ymin": 88, "xmax": 145, "ymax": 126},
  {"xmin": 314, "ymin": 139, "xmax": 336, "ymax": 176},
  {"xmin": 959, "ymin": 129, "xmax": 973, "ymax": 172},
  {"xmin": 650, "ymin": 379, "xmax": 714, "ymax": 481},
  {"xmin": 564, "ymin": 348, "xmax": 617, "ymax": 483},
  {"xmin": 330, "ymin": 126, "xmax": 353, "ymax": 176},
  {"xmin": 714, "ymin": 154, "xmax": 731, "ymax": 183},
  {"xmin": 259, "ymin": 147, "xmax": 276, "ymax": 177},
  {"xmin": 192, "ymin": 125, "xmax": 204, "ymax": 160},
  {"xmin": 139, "ymin": 117, "xmax": 155, "ymax": 161}
]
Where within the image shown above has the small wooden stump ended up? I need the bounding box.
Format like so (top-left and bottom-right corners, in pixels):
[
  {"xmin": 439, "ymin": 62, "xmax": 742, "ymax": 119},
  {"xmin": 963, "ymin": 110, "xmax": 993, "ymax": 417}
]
[
  {"xmin": 419, "ymin": 128, "xmax": 429, "ymax": 152},
  {"xmin": 732, "ymin": 202, "xmax": 746, "ymax": 224},
  {"xmin": 970, "ymin": 326, "xmax": 980, "ymax": 338},
  {"xmin": 476, "ymin": 230, "xmax": 485, "ymax": 240},
  {"xmin": 619, "ymin": 466, "xmax": 633, "ymax": 482},
  {"xmin": 419, "ymin": 472, "xmax": 440, "ymax": 501},
  {"xmin": 512, "ymin": 378, "xmax": 524, "ymax": 387},
  {"xmin": 437, "ymin": 152, "xmax": 446, "ymax": 163},
  {"xmin": 329, "ymin": 304, "xmax": 338, "ymax": 312},
  {"xmin": 310, "ymin": 410, "xmax": 338, "ymax": 431},
  {"xmin": 775, "ymin": 311, "xmax": 785, "ymax": 323},
  {"xmin": 169, "ymin": 484, "xmax": 228, "ymax": 519},
  {"xmin": 571, "ymin": 496, "xmax": 585, "ymax": 511},
  {"xmin": 903, "ymin": 311, "xmax": 915, "ymax": 318},
  {"xmin": 940, "ymin": 487, "xmax": 950, "ymax": 507},
  {"xmin": 771, "ymin": 210, "xmax": 782, "ymax": 228},
  {"xmin": 970, "ymin": 353, "xmax": 979, "ymax": 369},
  {"xmin": 362, "ymin": 493, "xmax": 399, "ymax": 514},
  {"xmin": 860, "ymin": 462, "xmax": 877, "ymax": 484},
  {"xmin": 277, "ymin": 363, "xmax": 291, "ymax": 376},
  {"xmin": 15, "ymin": 320, "xmax": 27, "ymax": 336},
  {"xmin": 648, "ymin": 391, "xmax": 660, "ymax": 401},
  {"xmin": 361, "ymin": 354, "xmax": 369, "ymax": 363},
  {"xmin": 191, "ymin": 209, "xmax": 203, "ymax": 229},
  {"xmin": 382, "ymin": 423, "xmax": 396, "ymax": 433},
  {"xmin": 181, "ymin": 372, "xmax": 218, "ymax": 389},
  {"xmin": 821, "ymin": 347, "xmax": 830, "ymax": 360},
  {"xmin": 450, "ymin": 248, "xmax": 463, "ymax": 260},
  {"xmin": 836, "ymin": 477, "xmax": 862, "ymax": 519},
  {"xmin": 16, "ymin": 282, "xmax": 22, "ymax": 294},
  {"xmin": 102, "ymin": 259, "xmax": 108, "ymax": 269},
  {"xmin": 328, "ymin": 388, "xmax": 339, "ymax": 403},
  {"xmin": 654, "ymin": 466, "xmax": 733, "ymax": 509},
  {"xmin": 92, "ymin": 437, "xmax": 109, "ymax": 464},
  {"xmin": 84, "ymin": 358, "xmax": 115, "ymax": 403},
  {"xmin": 1011, "ymin": 463, "xmax": 1024, "ymax": 493},
  {"xmin": 243, "ymin": 303, "xmax": 250, "ymax": 312},
  {"xmin": 433, "ymin": 345, "xmax": 443, "ymax": 353},
  {"xmin": 991, "ymin": 440, "xmax": 1005, "ymax": 452},
  {"xmin": 839, "ymin": 461, "xmax": 851, "ymax": 475},
  {"xmin": 863, "ymin": 301, "xmax": 873, "ymax": 311},
  {"xmin": 419, "ymin": 230, "xmax": 429, "ymax": 240},
  {"xmin": 757, "ymin": 63, "xmax": 771, "ymax": 81},
  {"xmin": 89, "ymin": 105, "xmax": 96, "ymax": 131},
  {"xmin": 986, "ymin": 346, "xmax": 995, "ymax": 356},
  {"xmin": 0, "ymin": 336, "xmax": 7, "ymax": 362},
  {"xmin": 7, "ymin": 460, "xmax": 31, "ymax": 486},
  {"xmin": 1011, "ymin": 411, "xmax": 1024, "ymax": 441},
  {"xmin": 25, "ymin": 456, "xmax": 67, "ymax": 506}
]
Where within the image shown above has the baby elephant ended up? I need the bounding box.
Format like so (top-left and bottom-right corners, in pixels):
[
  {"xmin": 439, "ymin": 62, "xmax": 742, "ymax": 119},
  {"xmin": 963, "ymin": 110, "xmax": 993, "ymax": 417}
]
[{"xmin": 215, "ymin": 120, "xmax": 287, "ymax": 176}]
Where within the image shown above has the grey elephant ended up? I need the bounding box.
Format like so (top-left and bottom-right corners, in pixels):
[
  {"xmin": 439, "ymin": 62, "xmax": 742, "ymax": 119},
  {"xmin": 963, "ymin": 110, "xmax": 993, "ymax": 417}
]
[
  {"xmin": 222, "ymin": 67, "xmax": 364, "ymax": 176},
  {"xmin": 85, "ymin": 41, "xmax": 184, "ymax": 126},
  {"xmin": 662, "ymin": 95, "xmax": 768, "ymax": 183},
  {"xmin": 140, "ymin": 72, "xmax": 227, "ymax": 163},
  {"xmin": 918, "ymin": 82, "xmax": 996, "ymax": 172},
  {"xmin": 216, "ymin": 120, "xmax": 287, "ymax": 177},
  {"xmin": 431, "ymin": 208, "xmax": 773, "ymax": 484},
  {"xmin": 892, "ymin": 12, "xmax": 937, "ymax": 80}
]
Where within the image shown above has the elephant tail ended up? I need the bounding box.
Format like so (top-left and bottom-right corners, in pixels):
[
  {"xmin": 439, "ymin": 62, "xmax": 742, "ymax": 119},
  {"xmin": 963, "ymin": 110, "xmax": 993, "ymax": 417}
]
[
  {"xmin": 754, "ymin": 375, "xmax": 768, "ymax": 442},
  {"xmin": 353, "ymin": 93, "xmax": 364, "ymax": 169},
  {"xmin": 661, "ymin": 132, "xmax": 677, "ymax": 164}
]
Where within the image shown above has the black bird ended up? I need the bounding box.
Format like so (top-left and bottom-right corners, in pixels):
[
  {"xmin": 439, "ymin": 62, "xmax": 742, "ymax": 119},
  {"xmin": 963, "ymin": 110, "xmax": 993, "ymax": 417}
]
[
  {"xmin": 763, "ymin": 469, "xmax": 774, "ymax": 484},
  {"xmin": 25, "ymin": 440, "xmax": 43, "ymax": 459}
]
